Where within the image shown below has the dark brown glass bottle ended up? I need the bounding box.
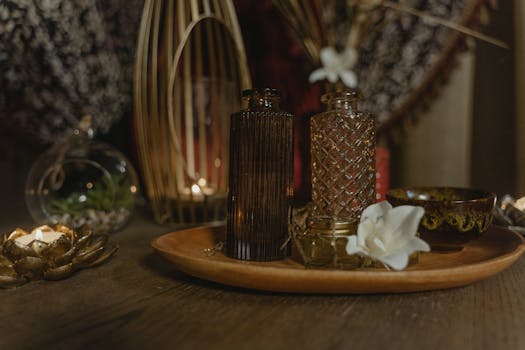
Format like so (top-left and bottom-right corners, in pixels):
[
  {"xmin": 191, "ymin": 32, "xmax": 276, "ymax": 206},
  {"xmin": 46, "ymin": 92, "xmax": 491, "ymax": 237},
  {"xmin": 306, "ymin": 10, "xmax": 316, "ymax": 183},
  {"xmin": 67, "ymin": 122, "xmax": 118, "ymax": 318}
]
[{"xmin": 226, "ymin": 89, "xmax": 294, "ymax": 261}]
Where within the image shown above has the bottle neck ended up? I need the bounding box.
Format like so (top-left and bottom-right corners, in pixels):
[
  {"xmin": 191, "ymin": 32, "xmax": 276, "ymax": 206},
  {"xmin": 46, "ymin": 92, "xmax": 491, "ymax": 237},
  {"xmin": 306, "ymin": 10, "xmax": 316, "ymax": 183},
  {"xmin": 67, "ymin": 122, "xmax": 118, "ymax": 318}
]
[
  {"xmin": 321, "ymin": 90, "xmax": 362, "ymax": 113},
  {"xmin": 242, "ymin": 88, "xmax": 281, "ymax": 111},
  {"xmin": 75, "ymin": 115, "xmax": 95, "ymax": 140},
  {"xmin": 326, "ymin": 99, "xmax": 358, "ymax": 112}
]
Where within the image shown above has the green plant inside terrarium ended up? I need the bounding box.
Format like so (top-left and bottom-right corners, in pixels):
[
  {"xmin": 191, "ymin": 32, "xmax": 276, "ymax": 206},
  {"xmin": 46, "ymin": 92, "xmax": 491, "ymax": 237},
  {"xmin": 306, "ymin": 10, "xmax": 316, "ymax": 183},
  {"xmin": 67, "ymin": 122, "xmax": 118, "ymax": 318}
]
[{"xmin": 47, "ymin": 174, "xmax": 134, "ymax": 216}]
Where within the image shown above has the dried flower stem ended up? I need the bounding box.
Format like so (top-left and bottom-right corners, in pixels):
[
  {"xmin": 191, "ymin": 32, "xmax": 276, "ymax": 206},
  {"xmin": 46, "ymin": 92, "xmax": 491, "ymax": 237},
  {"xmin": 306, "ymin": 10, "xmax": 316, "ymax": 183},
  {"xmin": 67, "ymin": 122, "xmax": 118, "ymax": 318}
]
[
  {"xmin": 274, "ymin": 0, "xmax": 508, "ymax": 68},
  {"xmin": 381, "ymin": 1, "xmax": 509, "ymax": 49}
]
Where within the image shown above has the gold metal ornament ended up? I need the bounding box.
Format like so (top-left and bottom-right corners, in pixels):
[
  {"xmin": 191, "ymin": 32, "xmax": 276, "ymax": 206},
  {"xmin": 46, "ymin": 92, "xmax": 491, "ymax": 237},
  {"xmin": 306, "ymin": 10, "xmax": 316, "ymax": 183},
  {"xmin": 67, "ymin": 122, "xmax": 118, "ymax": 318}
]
[{"xmin": 0, "ymin": 224, "xmax": 117, "ymax": 288}]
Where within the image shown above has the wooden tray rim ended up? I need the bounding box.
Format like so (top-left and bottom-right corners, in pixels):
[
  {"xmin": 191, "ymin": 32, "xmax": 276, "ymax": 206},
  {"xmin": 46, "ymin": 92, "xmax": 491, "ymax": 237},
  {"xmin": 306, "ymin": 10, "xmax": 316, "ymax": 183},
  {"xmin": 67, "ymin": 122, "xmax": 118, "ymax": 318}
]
[{"xmin": 151, "ymin": 225, "xmax": 525, "ymax": 294}]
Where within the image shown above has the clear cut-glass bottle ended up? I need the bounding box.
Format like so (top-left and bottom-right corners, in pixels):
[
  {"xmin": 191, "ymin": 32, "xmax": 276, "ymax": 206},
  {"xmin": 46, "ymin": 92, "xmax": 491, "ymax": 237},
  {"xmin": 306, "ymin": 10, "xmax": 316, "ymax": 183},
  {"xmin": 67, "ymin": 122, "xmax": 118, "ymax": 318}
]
[
  {"xmin": 310, "ymin": 90, "xmax": 376, "ymax": 223},
  {"xmin": 226, "ymin": 88, "xmax": 294, "ymax": 261},
  {"xmin": 296, "ymin": 90, "xmax": 376, "ymax": 269}
]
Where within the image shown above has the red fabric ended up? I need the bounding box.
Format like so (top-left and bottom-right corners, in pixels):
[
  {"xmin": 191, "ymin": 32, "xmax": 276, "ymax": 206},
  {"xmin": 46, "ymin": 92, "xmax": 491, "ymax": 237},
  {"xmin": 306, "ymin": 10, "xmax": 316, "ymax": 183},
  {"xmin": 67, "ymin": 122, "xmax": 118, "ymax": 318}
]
[{"xmin": 376, "ymin": 146, "xmax": 390, "ymax": 201}]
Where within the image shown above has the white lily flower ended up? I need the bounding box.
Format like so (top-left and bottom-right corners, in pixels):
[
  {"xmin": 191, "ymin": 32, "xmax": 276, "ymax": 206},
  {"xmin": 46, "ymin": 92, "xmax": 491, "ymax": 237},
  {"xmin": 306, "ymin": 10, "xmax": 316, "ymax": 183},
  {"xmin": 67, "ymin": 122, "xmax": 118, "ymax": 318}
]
[
  {"xmin": 309, "ymin": 47, "xmax": 358, "ymax": 88},
  {"xmin": 346, "ymin": 201, "xmax": 430, "ymax": 270}
]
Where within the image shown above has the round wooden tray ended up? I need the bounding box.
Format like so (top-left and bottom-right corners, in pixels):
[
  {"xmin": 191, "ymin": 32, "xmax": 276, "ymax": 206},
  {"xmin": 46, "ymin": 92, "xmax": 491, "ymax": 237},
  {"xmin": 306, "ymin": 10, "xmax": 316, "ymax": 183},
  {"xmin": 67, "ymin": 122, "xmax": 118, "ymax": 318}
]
[{"xmin": 151, "ymin": 225, "xmax": 525, "ymax": 294}]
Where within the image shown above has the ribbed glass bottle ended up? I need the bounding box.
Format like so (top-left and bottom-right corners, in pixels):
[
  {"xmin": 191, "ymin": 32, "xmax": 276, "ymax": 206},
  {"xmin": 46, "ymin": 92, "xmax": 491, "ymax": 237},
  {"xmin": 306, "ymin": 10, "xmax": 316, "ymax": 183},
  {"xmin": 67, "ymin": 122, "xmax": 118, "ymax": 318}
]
[
  {"xmin": 310, "ymin": 90, "xmax": 376, "ymax": 222},
  {"xmin": 226, "ymin": 89, "xmax": 294, "ymax": 261}
]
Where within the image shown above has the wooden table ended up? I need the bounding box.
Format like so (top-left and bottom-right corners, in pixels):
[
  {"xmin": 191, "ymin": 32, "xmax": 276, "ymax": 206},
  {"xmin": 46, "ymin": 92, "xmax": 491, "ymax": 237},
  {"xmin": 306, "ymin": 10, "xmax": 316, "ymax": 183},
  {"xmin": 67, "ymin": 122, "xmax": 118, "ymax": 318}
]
[{"xmin": 2, "ymin": 209, "xmax": 525, "ymax": 350}]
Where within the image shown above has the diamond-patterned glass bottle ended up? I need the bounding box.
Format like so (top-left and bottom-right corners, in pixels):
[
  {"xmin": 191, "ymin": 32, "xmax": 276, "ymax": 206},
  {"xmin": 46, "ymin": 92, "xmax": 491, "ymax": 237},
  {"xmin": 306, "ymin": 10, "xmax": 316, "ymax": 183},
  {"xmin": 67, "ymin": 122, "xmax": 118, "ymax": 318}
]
[
  {"xmin": 310, "ymin": 90, "xmax": 376, "ymax": 222},
  {"xmin": 226, "ymin": 89, "xmax": 294, "ymax": 261}
]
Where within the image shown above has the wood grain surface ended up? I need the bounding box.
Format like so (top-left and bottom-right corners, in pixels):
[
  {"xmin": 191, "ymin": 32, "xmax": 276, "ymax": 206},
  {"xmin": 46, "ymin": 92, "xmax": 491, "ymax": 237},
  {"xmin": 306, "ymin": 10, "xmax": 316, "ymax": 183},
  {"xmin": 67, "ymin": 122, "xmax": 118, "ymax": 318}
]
[{"xmin": 2, "ymin": 211, "xmax": 525, "ymax": 350}]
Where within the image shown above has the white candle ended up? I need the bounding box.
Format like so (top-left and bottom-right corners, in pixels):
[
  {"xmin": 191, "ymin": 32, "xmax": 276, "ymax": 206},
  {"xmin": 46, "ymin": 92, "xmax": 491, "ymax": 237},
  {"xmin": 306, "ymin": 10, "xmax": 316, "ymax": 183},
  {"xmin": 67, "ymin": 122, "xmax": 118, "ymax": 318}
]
[
  {"xmin": 14, "ymin": 228, "xmax": 64, "ymax": 245},
  {"xmin": 182, "ymin": 181, "xmax": 216, "ymax": 201}
]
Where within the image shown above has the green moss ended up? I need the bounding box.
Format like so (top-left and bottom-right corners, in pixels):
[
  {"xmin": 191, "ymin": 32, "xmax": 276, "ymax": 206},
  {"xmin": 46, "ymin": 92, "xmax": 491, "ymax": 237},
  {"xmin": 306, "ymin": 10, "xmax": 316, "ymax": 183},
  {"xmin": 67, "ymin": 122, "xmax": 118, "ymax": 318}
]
[{"xmin": 47, "ymin": 174, "xmax": 134, "ymax": 215}]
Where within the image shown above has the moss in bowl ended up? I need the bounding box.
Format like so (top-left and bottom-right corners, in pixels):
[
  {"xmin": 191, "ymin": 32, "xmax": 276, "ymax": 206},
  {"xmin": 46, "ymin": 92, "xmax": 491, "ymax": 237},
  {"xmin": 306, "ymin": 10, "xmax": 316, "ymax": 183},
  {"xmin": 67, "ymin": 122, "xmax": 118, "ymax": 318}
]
[{"xmin": 386, "ymin": 187, "xmax": 496, "ymax": 246}]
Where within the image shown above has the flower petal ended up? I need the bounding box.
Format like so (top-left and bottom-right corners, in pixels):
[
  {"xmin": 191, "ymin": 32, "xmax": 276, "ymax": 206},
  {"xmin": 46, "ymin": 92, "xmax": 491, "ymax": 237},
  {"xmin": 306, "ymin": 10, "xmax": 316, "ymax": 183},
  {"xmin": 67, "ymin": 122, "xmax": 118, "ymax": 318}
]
[
  {"xmin": 341, "ymin": 47, "xmax": 358, "ymax": 68},
  {"xmin": 327, "ymin": 70, "xmax": 339, "ymax": 83},
  {"xmin": 379, "ymin": 252, "xmax": 409, "ymax": 271},
  {"xmin": 345, "ymin": 235, "xmax": 358, "ymax": 254},
  {"xmin": 320, "ymin": 47, "xmax": 338, "ymax": 66},
  {"xmin": 373, "ymin": 237, "xmax": 387, "ymax": 253},
  {"xmin": 346, "ymin": 235, "xmax": 366, "ymax": 255},
  {"xmin": 351, "ymin": 201, "xmax": 429, "ymax": 271},
  {"xmin": 403, "ymin": 237, "xmax": 431, "ymax": 254},
  {"xmin": 340, "ymin": 70, "xmax": 358, "ymax": 88},
  {"xmin": 382, "ymin": 205, "xmax": 425, "ymax": 245},
  {"xmin": 357, "ymin": 219, "xmax": 374, "ymax": 244},
  {"xmin": 309, "ymin": 68, "xmax": 327, "ymax": 83},
  {"xmin": 360, "ymin": 201, "xmax": 392, "ymax": 223}
]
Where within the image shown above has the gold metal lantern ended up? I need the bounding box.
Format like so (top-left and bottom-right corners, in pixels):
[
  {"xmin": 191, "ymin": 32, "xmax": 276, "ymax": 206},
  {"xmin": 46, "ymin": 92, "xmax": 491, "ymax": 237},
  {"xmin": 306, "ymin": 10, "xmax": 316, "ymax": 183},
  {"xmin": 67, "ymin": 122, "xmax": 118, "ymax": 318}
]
[{"xmin": 134, "ymin": 0, "xmax": 251, "ymax": 224}]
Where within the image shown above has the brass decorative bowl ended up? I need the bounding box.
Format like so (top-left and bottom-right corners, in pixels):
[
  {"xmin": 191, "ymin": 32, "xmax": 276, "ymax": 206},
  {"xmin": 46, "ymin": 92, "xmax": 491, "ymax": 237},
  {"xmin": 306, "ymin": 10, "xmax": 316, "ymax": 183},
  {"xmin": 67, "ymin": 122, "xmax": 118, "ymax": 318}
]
[{"xmin": 386, "ymin": 187, "xmax": 496, "ymax": 246}]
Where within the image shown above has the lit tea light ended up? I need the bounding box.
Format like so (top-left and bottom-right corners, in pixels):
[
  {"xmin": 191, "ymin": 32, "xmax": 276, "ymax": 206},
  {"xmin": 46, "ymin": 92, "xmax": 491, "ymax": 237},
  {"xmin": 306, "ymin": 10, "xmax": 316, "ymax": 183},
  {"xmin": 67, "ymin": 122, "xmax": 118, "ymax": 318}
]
[
  {"xmin": 1, "ymin": 223, "xmax": 117, "ymax": 287},
  {"xmin": 180, "ymin": 181, "xmax": 217, "ymax": 200},
  {"xmin": 190, "ymin": 180, "xmax": 216, "ymax": 198},
  {"xmin": 14, "ymin": 226, "xmax": 65, "ymax": 245},
  {"xmin": 191, "ymin": 184, "xmax": 202, "ymax": 195}
]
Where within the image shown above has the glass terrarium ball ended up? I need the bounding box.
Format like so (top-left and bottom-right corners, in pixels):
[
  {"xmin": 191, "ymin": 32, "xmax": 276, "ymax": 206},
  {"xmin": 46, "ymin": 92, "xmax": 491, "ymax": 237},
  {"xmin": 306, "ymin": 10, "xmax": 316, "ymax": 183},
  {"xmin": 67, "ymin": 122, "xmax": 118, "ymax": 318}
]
[{"xmin": 25, "ymin": 132, "xmax": 139, "ymax": 233}]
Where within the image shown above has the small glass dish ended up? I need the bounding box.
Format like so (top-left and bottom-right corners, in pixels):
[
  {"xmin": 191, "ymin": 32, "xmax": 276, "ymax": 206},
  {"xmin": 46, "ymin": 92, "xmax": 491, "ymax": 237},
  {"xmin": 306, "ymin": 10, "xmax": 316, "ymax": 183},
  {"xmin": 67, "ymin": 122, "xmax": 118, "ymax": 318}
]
[
  {"xmin": 386, "ymin": 187, "xmax": 496, "ymax": 247},
  {"xmin": 296, "ymin": 217, "xmax": 361, "ymax": 269},
  {"xmin": 291, "ymin": 207, "xmax": 422, "ymax": 270}
]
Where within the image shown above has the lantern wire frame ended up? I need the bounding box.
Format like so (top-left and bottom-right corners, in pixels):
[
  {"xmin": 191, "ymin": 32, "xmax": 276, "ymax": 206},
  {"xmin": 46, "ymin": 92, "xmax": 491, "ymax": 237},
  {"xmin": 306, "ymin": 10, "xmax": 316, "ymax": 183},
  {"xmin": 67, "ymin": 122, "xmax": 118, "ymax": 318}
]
[{"xmin": 134, "ymin": 0, "xmax": 251, "ymax": 224}]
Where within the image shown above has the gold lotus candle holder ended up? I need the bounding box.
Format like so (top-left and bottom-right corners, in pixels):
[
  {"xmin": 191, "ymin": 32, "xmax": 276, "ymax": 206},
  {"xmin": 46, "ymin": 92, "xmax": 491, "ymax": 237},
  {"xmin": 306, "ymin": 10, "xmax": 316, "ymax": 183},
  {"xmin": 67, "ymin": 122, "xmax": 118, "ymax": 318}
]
[{"xmin": 0, "ymin": 224, "xmax": 117, "ymax": 288}]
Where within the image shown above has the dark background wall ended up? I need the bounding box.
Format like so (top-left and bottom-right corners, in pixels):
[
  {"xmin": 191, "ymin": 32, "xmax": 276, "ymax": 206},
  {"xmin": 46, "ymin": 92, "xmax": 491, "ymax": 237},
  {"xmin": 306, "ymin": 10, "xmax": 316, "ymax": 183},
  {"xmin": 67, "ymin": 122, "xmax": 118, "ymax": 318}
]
[{"xmin": 471, "ymin": 1, "xmax": 516, "ymax": 195}]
